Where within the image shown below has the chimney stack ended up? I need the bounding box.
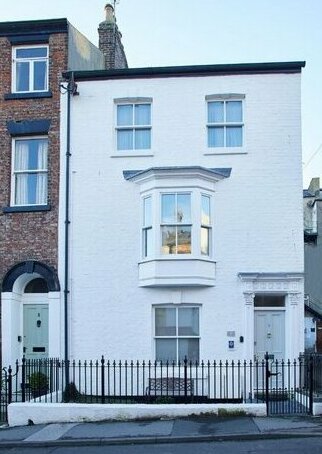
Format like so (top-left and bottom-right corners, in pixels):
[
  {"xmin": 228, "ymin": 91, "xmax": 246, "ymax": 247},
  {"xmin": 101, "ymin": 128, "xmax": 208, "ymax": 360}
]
[{"xmin": 98, "ymin": 3, "xmax": 128, "ymax": 69}]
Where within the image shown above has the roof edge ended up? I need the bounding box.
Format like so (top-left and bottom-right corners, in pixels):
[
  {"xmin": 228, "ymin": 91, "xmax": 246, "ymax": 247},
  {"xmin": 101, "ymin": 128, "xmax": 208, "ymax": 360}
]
[
  {"xmin": 63, "ymin": 61, "xmax": 306, "ymax": 82},
  {"xmin": 0, "ymin": 18, "xmax": 68, "ymax": 36}
]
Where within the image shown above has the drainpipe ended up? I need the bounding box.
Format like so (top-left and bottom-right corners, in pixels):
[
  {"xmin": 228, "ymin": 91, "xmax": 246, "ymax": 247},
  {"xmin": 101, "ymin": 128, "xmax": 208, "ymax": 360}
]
[{"xmin": 61, "ymin": 73, "xmax": 78, "ymax": 393}]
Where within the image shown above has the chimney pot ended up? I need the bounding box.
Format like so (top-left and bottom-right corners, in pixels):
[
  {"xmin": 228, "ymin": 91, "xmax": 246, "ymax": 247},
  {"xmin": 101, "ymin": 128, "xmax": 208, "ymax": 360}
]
[{"xmin": 104, "ymin": 3, "xmax": 115, "ymax": 23}]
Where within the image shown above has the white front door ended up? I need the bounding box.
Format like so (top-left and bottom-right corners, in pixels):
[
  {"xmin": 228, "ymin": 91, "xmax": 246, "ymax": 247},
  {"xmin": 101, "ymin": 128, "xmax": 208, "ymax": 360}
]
[
  {"xmin": 254, "ymin": 310, "xmax": 285, "ymax": 361},
  {"xmin": 23, "ymin": 305, "xmax": 49, "ymax": 360}
]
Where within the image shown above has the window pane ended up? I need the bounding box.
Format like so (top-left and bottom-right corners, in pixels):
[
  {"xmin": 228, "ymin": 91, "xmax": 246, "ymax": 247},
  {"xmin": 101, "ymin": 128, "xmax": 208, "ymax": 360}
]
[
  {"xmin": 15, "ymin": 173, "xmax": 47, "ymax": 205},
  {"xmin": 15, "ymin": 139, "xmax": 47, "ymax": 171},
  {"xmin": 16, "ymin": 61, "xmax": 29, "ymax": 91},
  {"xmin": 201, "ymin": 227, "xmax": 209, "ymax": 256},
  {"xmin": 156, "ymin": 339, "xmax": 176, "ymax": 362},
  {"xmin": 226, "ymin": 101, "xmax": 242, "ymax": 122},
  {"xmin": 144, "ymin": 197, "xmax": 152, "ymax": 226},
  {"xmin": 144, "ymin": 228, "xmax": 153, "ymax": 258},
  {"xmin": 117, "ymin": 105, "xmax": 133, "ymax": 126},
  {"xmin": 161, "ymin": 194, "xmax": 175, "ymax": 223},
  {"xmin": 155, "ymin": 308, "xmax": 176, "ymax": 336},
  {"xmin": 177, "ymin": 194, "xmax": 191, "ymax": 223},
  {"xmin": 208, "ymin": 127, "xmax": 224, "ymax": 147},
  {"xmin": 161, "ymin": 226, "xmax": 176, "ymax": 254},
  {"xmin": 33, "ymin": 61, "xmax": 47, "ymax": 90},
  {"xmin": 178, "ymin": 308, "xmax": 199, "ymax": 336},
  {"xmin": 201, "ymin": 195, "xmax": 210, "ymax": 225},
  {"xmin": 177, "ymin": 226, "xmax": 191, "ymax": 254},
  {"xmin": 135, "ymin": 129, "xmax": 151, "ymax": 149},
  {"xmin": 208, "ymin": 101, "xmax": 224, "ymax": 123},
  {"xmin": 117, "ymin": 129, "xmax": 133, "ymax": 150},
  {"xmin": 134, "ymin": 104, "xmax": 151, "ymax": 125},
  {"xmin": 226, "ymin": 126, "xmax": 243, "ymax": 147},
  {"xmin": 178, "ymin": 339, "xmax": 199, "ymax": 362},
  {"xmin": 16, "ymin": 47, "xmax": 47, "ymax": 58}
]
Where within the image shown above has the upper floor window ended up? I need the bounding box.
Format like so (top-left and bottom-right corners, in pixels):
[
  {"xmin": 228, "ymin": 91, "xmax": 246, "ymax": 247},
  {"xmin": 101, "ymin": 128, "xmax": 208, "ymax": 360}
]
[
  {"xmin": 13, "ymin": 45, "xmax": 49, "ymax": 93},
  {"xmin": 201, "ymin": 195, "xmax": 211, "ymax": 255},
  {"xmin": 143, "ymin": 196, "xmax": 153, "ymax": 258},
  {"xmin": 207, "ymin": 100, "xmax": 243, "ymax": 147},
  {"xmin": 161, "ymin": 193, "xmax": 192, "ymax": 255},
  {"xmin": 116, "ymin": 103, "xmax": 151, "ymax": 150},
  {"xmin": 142, "ymin": 190, "xmax": 212, "ymax": 259},
  {"xmin": 12, "ymin": 137, "xmax": 48, "ymax": 206}
]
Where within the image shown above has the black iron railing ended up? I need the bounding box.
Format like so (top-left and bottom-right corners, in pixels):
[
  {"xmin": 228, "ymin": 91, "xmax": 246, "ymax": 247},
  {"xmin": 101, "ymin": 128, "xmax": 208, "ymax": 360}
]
[{"xmin": 1, "ymin": 354, "xmax": 321, "ymax": 421}]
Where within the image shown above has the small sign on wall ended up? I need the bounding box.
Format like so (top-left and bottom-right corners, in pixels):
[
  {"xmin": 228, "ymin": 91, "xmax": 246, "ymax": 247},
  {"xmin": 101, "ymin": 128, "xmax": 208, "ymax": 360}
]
[{"xmin": 228, "ymin": 340, "xmax": 234, "ymax": 349}]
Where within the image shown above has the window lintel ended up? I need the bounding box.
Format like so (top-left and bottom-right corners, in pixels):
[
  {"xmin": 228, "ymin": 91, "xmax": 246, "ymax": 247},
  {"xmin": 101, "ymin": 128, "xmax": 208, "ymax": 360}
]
[{"xmin": 206, "ymin": 93, "xmax": 245, "ymax": 101}]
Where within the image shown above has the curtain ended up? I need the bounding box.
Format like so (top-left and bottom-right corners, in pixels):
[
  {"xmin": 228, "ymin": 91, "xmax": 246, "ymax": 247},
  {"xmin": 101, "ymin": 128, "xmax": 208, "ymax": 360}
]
[
  {"xmin": 226, "ymin": 126, "xmax": 243, "ymax": 147},
  {"xmin": 15, "ymin": 141, "xmax": 29, "ymax": 205},
  {"xmin": 134, "ymin": 129, "xmax": 151, "ymax": 149},
  {"xmin": 36, "ymin": 140, "xmax": 48, "ymax": 204}
]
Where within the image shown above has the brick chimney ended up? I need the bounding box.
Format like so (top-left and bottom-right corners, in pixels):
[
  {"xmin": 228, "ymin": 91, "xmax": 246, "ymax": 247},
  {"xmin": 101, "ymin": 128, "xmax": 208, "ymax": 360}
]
[{"xmin": 98, "ymin": 3, "xmax": 128, "ymax": 69}]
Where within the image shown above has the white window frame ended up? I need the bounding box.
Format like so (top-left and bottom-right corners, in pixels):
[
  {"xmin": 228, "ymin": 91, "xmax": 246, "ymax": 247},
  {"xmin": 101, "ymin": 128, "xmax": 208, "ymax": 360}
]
[
  {"xmin": 154, "ymin": 305, "xmax": 200, "ymax": 363},
  {"xmin": 160, "ymin": 192, "xmax": 192, "ymax": 256},
  {"xmin": 12, "ymin": 45, "xmax": 49, "ymax": 93},
  {"xmin": 115, "ymin": 101, "xmax": 152, "ymax": 151},
  {"xmin": 206, "ymin": 95, "xmax": 244, "ymax": 149},
  {"xmin": 142, "ymin": 195, "xmax": 153, "ymax": 258},
  {"xmin": 11, "ymin": 136, "xmax": 48, "ymax": 207},
  {"xmin": 200, "ymin": 193, "xmax": 212, "ymax": 256},
  {"xmin": 141, "ymin": 189, "xmax": 213, "ymax": 260}
]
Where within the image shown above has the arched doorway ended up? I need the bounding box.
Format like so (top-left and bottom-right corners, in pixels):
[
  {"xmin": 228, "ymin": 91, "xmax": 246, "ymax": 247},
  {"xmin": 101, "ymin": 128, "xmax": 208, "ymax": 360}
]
[{"xmin": 1, "ymin": 261, "xmax": 61, "ymax": 365}]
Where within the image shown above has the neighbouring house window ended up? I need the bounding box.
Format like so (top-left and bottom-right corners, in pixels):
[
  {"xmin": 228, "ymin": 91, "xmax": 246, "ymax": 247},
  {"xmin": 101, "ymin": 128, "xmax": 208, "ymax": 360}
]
[
  {"xmin": 155, "ymin": 306, "xmax": 200, "ymax": 362},
  {"xmin": 143, "ymin": 196, "xmax": 153, "ymax": 257},
  {"xmin": 207, "ymin": 100, "xmax": 243, "ymax": 147},
  {"xmin": 201, "ymin": 194, "xmax": 211, "ymax": 255},
  {"xmin": 13, "ymin": 137, "xmax": 48, "ymax": 206},
  {"xmin": 161, "ymin": 193, "xmax": 192, "ymax": 255},
  {"xmin": 13, "ymin": 46, "xmax": 48, "ymax": 93},
  {"xmin": 116, "ymin": 103, "xmax": 151, "ymax": 150}
]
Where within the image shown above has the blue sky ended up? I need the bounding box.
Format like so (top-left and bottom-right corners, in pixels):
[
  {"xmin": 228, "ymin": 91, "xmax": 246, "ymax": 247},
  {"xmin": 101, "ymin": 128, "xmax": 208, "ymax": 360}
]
[{"xmin": 1, "ymin": 0, "xmax": 321, "ymax": 187}]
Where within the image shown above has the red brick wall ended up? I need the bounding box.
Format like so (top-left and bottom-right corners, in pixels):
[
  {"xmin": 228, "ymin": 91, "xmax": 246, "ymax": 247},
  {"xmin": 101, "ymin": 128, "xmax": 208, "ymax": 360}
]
[{"xmin": 0, "ymin": 33, "xmax": 68, "ymax": 283}]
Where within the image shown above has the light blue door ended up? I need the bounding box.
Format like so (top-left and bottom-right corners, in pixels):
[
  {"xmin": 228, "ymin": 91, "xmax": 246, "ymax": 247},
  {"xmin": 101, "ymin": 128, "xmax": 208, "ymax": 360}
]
[{"xmin": 23, "ymin": 305, "xmax": 48, "ymax": 360}]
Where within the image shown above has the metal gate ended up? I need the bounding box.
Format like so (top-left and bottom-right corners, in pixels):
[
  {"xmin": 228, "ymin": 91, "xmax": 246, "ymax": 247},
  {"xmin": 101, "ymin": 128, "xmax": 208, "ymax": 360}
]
[{"xmin": 265, "ymin": 354, "xmax": 313, "ymax": 416}]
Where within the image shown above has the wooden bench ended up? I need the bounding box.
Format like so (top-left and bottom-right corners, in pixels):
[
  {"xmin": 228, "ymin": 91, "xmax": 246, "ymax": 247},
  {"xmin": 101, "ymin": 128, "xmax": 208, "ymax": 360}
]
[{"xmin": 147, "ymin": 377, "xmax": 194, "ymax": 396}]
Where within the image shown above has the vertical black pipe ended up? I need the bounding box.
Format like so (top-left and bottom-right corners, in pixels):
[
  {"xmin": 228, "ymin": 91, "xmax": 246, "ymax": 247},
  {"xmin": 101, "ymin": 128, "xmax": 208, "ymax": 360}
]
[{"xmin": 64, "ymin": 74, "xmax": 73, "ymax": 394}]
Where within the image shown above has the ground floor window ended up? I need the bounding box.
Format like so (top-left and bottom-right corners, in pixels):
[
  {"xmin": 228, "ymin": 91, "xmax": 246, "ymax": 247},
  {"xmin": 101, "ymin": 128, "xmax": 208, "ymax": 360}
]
[{"xmin": 154, "ymin": 306, "xmax": 200, "ymax": 362}]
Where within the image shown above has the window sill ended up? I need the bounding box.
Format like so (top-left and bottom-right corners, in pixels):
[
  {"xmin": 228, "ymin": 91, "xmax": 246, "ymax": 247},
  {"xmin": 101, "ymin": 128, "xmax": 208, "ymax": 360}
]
[
  {"xmin": 204, "ymin": 148, "xmax": 247, "ymax": 156},
  {"xmin": 4, "ymin": 91, "xmax": 53, "ymax": 100},
  {"xmin": 111, "ymin": 153, "xmax": 154, "ymax": 158},
  {"xmin": 138, "ymin": 258, "xmax": 216, "ymax": 287},
  {"xmin": 3, "ymin": 204, "xmax": 51, "ymax": 213}
]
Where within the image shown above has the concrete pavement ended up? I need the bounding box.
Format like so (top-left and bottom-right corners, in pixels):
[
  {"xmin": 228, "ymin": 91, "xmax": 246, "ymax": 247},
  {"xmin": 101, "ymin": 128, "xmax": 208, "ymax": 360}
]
[{"xmin": 0, "ymin": 415, "xmax": 322, "ymax": 448}]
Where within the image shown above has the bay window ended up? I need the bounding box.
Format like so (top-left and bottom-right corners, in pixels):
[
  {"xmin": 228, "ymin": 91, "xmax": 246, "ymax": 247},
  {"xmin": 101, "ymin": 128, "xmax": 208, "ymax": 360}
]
[{"xmin": 125, "ymin": 166, "xmax": 230, "ymax": 286}]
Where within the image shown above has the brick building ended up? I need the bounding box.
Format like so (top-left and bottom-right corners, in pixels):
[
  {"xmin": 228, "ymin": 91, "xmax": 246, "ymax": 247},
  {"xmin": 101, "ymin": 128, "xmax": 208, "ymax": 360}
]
[{"xmin": 0, "ymin": 4, "xmax": 127, "ymax": 365}]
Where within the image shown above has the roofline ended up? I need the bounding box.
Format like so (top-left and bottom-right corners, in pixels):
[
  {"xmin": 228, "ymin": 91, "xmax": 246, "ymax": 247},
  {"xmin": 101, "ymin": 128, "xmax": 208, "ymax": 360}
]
[
  {"xmin": 0, "ymin": 18, "xmax": 68, "ymax": 36},
  {"xmin": 63, "ymin": 61, "xmax": 306, "ymax": 82}
]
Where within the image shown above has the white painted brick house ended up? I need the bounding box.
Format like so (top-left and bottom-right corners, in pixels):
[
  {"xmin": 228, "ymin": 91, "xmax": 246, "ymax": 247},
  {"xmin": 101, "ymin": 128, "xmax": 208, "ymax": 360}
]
[{"xmin": 56, "ymin": 62, "xmax": 305, "ymax": 363}]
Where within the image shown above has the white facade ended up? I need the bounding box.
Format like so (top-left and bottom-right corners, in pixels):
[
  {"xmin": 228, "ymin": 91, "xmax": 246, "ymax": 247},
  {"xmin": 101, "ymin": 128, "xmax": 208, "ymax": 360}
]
[{"xmin": 56, "ymin": 65, "xmax": 304, "ymax": 362}]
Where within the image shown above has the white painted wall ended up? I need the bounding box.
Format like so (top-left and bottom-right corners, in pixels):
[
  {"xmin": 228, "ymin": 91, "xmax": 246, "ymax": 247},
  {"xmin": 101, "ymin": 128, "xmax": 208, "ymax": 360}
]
[
  {"xmin": 8, "ymin": 402, "xmax": 266, "ymax": 426},
  {"xmin": 59, "ymin": 71, "xmax": 304, "ymax": 362}
]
